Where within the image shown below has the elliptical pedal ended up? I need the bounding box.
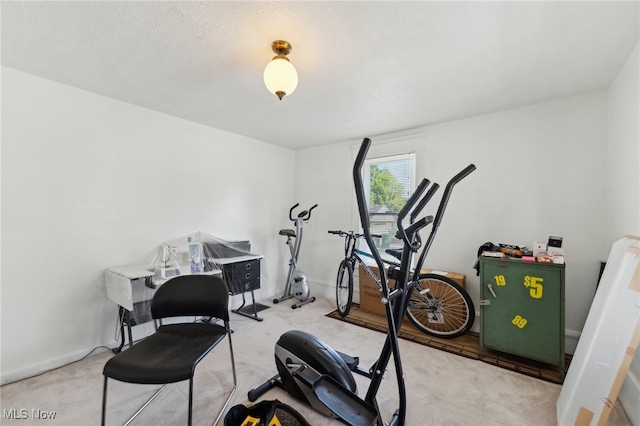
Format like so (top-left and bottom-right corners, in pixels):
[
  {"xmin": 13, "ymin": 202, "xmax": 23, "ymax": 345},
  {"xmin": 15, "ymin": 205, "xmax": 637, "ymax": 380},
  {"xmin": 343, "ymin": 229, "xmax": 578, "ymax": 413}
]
[{"xmin": 313, "ymin": 375, "xmax": 378, "ymax": 426}]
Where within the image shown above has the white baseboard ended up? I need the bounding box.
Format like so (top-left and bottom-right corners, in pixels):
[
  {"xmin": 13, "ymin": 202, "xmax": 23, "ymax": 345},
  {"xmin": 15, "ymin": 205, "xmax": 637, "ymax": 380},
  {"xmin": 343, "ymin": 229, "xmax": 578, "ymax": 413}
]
[
  {"xmin": 564, "ymin": 328, "xmax": 581, "ymax": 355},
  {"xmin": 1, "ymin": 342, "xmax": 118, "ymax": 386},
  {"xmin": 311, "ymin": 279, "xmax": 336, "ymax": 300}
]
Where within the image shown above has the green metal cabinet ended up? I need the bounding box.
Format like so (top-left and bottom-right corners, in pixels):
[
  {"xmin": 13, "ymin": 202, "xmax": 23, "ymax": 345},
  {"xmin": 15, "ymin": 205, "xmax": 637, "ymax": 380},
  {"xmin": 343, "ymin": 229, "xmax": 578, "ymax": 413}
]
[{"xmin": 479, "ymin": 257, "xmax": 565, "ymax": 376}]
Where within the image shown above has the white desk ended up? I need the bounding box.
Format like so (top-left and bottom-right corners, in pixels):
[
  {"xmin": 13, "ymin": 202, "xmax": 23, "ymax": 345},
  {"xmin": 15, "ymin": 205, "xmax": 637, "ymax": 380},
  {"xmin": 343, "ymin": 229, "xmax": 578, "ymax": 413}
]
[
  {"xmin": 105, "ymin": 265, "xmax": 154, "ymax": 312},
  {"xmin": 105, "ymin": 263, "xmax": 222, "ymax": 352},
  {"xmin": 105, "ymin": 254, "xmax": 264, "ymax": 352}
]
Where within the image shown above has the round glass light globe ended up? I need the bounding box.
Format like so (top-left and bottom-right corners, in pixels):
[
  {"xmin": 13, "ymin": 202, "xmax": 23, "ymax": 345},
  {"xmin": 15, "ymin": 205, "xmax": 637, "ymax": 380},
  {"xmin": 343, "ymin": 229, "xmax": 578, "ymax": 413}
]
[{"xmin": 264, "ymin": 58, "xmax": 298, "ymax": 99}]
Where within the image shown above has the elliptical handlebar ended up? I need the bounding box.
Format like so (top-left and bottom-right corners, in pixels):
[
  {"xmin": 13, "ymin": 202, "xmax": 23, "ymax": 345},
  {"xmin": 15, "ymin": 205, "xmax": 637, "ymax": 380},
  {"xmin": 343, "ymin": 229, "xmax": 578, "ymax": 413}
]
[
  {"xmin": 410, "ymin": 182, "xmax": 439, "ymax": 223},
  {"xmin": 355, "ymin": 136, "xmax": 418, "ymax": 426},
  {"xmin": 354, "ymin": 137, "xmax": 433, "ymax": 270},
  {"xmin": 412, "ymin": 163, "xmax": 476, "ymax": 278},
  {"xmin": 396, "ymin": 178, "xmax": 430, "ymax": 251},
  {"xmin": 353, "ymin": 138, "xmax": 389, "ymax": 291},
  {"xmin": 403, "ymin": 215, "xmax": 434, "ymax": 237},
  {"xmin": 431, "ymin": 164, "xmax": 476, "ymax": 230},
  {"xmin": 289, "ymin": 203, "xmax": 318, "ymax": 222}
]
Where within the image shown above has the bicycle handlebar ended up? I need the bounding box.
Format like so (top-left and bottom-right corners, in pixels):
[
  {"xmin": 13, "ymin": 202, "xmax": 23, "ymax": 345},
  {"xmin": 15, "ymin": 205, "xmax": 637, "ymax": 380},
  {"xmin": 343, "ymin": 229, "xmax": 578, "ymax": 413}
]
[{"xmin": 328, "ymin": 230, "xmax": 381, "ymax": 239}]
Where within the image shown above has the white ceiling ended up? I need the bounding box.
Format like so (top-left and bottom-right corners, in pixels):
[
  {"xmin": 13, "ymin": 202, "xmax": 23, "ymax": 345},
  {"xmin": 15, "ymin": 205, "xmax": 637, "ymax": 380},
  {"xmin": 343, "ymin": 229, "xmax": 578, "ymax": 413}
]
[{"xmin": 2, "ymin": 1, "xmax": 638, "ymax": 150}]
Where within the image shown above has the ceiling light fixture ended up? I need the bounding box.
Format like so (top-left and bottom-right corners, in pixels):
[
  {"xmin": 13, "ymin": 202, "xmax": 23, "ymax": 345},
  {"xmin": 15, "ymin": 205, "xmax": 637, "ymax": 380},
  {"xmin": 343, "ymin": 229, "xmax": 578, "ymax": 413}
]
[{"xmin": 263, "ymin": 40, "xmax": 298, "ymax": 100}]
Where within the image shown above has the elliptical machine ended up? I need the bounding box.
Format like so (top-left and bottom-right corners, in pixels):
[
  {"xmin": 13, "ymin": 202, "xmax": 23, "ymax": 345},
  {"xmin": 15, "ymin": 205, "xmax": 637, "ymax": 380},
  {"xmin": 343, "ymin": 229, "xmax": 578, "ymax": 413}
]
[
  {"xmin": 250, "ymin": 138, "xmax": 476, "ymax": 425},
  {"xmin": 274, "ymin": 203, "xmax": 318, "ymax": 309}
]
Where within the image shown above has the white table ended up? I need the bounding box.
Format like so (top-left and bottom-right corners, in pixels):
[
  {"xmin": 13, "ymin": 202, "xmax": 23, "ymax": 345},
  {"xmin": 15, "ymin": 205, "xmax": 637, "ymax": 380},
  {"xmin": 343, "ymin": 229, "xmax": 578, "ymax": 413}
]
[
  {"xmin": 105, "ymin": 254, "xmax": 264, "ymax": 351},
  {"xmin": 105, "ymin": 264, "xmax": 221, "ymax": 352}
]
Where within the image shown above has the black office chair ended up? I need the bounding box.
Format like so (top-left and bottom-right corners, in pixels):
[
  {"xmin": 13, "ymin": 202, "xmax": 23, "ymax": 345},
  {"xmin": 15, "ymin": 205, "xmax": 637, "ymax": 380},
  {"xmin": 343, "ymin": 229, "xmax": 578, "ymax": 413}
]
[{"xmin": 101, "ymin": 274, "xmax": 237, "ymax": 426}]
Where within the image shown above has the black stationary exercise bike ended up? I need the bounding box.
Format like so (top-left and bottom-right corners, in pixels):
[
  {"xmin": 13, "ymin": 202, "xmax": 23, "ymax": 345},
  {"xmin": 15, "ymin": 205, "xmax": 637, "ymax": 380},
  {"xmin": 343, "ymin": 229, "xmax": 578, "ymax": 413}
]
[{"xmin": 250, "ymin": 138, "xmax": 475, "ymax": 425}]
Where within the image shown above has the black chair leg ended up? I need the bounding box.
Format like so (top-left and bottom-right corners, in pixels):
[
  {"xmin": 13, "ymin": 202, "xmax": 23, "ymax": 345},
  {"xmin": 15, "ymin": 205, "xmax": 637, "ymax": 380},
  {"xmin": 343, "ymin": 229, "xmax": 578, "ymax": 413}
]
[{"xmin": 102, "ymin": 376, "xmax": 108, "ymax": 426}]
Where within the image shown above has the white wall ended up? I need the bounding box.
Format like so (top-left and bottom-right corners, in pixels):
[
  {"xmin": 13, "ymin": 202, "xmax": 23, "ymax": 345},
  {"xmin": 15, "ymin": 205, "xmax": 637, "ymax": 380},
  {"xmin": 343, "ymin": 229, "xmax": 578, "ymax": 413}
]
[
  {"xmin": 0, "ymin": 67, "xmax": 294, "ymax": 384},
  {"xmin": 295, "ymin": 92, "xmax": 609, "ymax": 354},
  {"xmin": 606, "ymin": 42, "xmax": 640, "ymax": 425}
]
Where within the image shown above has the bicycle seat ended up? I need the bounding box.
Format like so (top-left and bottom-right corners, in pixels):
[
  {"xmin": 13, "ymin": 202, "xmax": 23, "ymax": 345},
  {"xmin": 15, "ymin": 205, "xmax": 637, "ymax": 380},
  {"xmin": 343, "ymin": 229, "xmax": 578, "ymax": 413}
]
[
  {"xmin": 279, "ymin": 229, "xmax": 296, "ymax": 238},
  {"xmin": 385, "ymin": 248, "xmax": 403, "ymax": 261}
]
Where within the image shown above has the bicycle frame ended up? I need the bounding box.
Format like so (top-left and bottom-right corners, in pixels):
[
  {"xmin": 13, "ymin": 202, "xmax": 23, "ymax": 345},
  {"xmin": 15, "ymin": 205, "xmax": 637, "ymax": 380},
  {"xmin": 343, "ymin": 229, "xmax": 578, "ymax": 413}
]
[
  {"xmin": 354, "ymin": 249, "xmax": 398, "ymax": 288},
  {"xmin": 354, "ymin": 251, "xmax": 384, "ymax": 287},
  {"xmin": 337, "ymin": 231, "xmax": 399, "ymax": 294},
  {"xmin": 333, "ymin": 225, "xmax": 476, "ymax": 341}
]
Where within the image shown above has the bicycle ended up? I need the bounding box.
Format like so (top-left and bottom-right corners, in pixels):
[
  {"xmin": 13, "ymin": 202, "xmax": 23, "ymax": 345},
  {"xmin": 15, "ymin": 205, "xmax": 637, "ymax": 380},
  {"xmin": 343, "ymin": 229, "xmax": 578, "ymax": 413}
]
[
  {"xmin": 328, "ymin": 183, "xmax": 475, "ymax": 338},
  {"xmin": 327, "ymin": 230, "xmax": 387, "ymax": 317}
]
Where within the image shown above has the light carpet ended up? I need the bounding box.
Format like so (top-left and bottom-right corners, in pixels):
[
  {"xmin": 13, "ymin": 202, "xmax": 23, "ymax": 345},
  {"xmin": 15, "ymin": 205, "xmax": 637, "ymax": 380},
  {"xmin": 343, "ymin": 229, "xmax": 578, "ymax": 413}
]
[{"xmin": 0, "ymin": 296, "xmax": 632, "ymax": 426}]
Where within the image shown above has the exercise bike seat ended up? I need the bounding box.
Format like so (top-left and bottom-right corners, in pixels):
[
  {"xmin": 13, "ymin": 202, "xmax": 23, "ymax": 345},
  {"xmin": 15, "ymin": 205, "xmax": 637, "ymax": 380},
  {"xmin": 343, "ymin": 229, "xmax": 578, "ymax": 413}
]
[{"xmin": 279, "ymin": 229, "xmax": 296, "ymax": 238}]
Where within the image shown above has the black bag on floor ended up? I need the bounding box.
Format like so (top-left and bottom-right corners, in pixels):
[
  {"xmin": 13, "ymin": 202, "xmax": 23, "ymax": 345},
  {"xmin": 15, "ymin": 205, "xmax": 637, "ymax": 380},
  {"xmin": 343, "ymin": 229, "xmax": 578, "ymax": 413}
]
[{"xmin": 224, "ymin": 399, "xmax": 311, "ymax": 426}]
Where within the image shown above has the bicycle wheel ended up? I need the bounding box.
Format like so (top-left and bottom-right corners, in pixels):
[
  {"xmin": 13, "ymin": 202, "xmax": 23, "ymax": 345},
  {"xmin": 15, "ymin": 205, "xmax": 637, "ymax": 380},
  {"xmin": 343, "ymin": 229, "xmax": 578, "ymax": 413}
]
[
  {"xmin": 336, "ymin": 259, "xmax": 354, "ymax": 317},
  {"xmin": 406, "ymin": 273, "xmax": 475, "ymax": 338}
]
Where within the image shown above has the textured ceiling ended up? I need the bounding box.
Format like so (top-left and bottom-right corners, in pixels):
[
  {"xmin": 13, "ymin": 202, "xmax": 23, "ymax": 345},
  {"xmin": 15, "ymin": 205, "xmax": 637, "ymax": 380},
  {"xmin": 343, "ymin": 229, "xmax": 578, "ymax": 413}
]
[{"xmin": 2, "ymin": 1, "xmax": 639, "ymax": 150}]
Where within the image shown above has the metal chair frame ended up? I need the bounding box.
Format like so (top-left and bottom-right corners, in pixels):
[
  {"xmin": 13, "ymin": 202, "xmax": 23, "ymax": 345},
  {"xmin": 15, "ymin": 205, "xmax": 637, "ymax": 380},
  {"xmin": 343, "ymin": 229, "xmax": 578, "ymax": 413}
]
[{"xmin": 101, "ymin": 275, "xmax": 237, "ymax": 426}]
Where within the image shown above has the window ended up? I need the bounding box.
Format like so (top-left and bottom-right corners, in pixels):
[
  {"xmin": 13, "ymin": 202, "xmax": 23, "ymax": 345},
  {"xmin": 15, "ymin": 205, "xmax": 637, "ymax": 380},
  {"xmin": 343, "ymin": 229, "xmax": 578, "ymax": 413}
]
[{"xmin": 362, "ymin": 153, "xmax": 416, "ymax": 252}]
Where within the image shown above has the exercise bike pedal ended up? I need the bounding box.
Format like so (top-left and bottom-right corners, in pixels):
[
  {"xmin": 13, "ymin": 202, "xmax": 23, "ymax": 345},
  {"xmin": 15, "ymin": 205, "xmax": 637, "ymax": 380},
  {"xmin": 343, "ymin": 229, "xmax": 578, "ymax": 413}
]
[{"xmin": 313, "ymin": 375, "xmax": 378, "ymax": 426}]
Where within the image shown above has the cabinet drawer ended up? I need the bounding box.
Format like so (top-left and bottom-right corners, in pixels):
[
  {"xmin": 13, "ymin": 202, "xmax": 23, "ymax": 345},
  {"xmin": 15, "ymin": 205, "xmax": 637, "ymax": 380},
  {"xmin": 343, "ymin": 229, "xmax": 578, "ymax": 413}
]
[
  {"xmin": 223, "ymin": 259, "xmax": 261, "ymax": 294},
  {"xmin": 228, "ymin": 278, "xmax": 260, "ymax": 294},
  {"xmin": 224, "ymin": 259, "xmax": 260, "ymax": 279}
]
